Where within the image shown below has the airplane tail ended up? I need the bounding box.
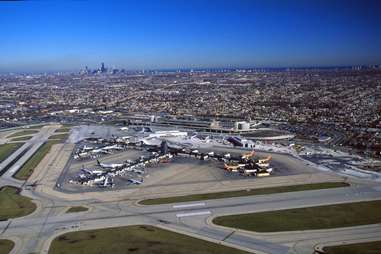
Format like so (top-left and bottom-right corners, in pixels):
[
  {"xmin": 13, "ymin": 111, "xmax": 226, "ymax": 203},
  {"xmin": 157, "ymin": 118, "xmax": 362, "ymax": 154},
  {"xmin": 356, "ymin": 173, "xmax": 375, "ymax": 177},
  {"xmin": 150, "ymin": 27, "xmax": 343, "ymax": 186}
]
[
  {"xmin": 242, "ymin": 150, "xmax": 255, "ymax": 159},
  {"xmin": 259, "ymin": 155, "xmax": 272, "ymax": 163}
]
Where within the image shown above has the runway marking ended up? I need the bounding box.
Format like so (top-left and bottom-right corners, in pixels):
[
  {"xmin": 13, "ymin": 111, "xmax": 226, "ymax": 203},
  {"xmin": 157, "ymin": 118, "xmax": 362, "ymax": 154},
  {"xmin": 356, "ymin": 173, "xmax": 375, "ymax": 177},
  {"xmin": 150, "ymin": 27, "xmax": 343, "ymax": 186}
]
[
  {"xmin": 222, "ymin": 230, "xmax": 235, "ymax": 242},
  {"xmin": 173, "ymin": 202, "xmax": 206, "ymax": 209},
  {"xmin": 176, "ymin": 210, "xmax": 211, "ymax": 218},
  {"xmin": 0, "ymin": 221, "xmax": 11, "ymax": 235}
]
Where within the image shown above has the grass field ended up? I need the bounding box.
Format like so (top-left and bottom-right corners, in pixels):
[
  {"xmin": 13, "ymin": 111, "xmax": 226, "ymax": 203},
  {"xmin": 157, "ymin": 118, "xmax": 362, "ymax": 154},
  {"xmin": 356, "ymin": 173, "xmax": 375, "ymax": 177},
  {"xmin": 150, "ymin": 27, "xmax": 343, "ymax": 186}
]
[
  {"xmin": 213, "ymin": 200, "xmax": 381, "ymax": 232},
  {"xmin": 7, "ymin": 130, "xmax": 38, "ymax": 138},
  {"xmin": 140, "ymin": 182, "xmax": 349, "ymax": 205},
  {"xmin": 48, "ymin": 133, "xmax": 69, "ymax": 141},
  {"xmin": 0, "ymin": 143, "xmax": 23, "ymax": 164},
  {"xmin": 0, "ymin": 239, "xmax": 14, "ymax": 254},
  {"xmin": 54, "ymin": 127, "xmax": 71, "ymax": 133},
  {"xmin": 27, "ymin": 124, "xmax": 45, "ymax": 129},
  {"xmin": 0, "ymin": 186, "xmax": 36, "ymax": 221},
  {"xmin": 49, "ymin": 225, "xmax": 249, "ymax": 254},
  {"xmin": 323, "ymin": 241, "xmax": 381, "ymax": 254},
  {"xmin": 66, "ymin": 206, "xmax": 88, "ymax": 213},
  {"xmin": 14, "ymin": 140, "xmax": 61, "ymax": 180},
  {"xmin": 10, "ymin": 136, "xmax": 33, "ymax": 142}
]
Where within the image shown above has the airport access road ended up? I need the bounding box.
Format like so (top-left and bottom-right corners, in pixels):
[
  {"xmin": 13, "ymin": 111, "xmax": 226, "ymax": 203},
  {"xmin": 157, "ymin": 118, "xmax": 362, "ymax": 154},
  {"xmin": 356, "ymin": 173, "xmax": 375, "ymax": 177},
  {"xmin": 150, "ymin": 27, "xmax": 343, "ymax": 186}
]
[{"xmin": 1, "ymin": 182, "xmax": 381, "ymax": 254}]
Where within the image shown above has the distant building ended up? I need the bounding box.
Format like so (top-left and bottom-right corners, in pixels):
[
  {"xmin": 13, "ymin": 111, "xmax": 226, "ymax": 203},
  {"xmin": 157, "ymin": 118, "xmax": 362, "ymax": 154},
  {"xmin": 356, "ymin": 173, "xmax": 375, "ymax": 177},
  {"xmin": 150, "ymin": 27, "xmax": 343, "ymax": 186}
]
[
  {"xmin": 234, "ymin": 121, "xmax": 250, "ymax": 131},
  {"xmin": 100, "ymin": 62, "xmax": 107, "ymax": 73}
]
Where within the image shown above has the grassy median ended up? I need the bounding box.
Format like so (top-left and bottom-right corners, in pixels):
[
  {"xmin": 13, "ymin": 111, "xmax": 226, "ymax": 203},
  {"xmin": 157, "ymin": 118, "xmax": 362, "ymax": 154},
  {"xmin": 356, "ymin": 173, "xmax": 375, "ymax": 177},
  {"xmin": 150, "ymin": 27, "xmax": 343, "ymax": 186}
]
[
  {"xmin": 48, "ymin": 133, "xmax": 69, "ymax": 140},
  {"xmin": 14, "ymin": 140, "xmax": 61, "ymax": 180},
  {"xmin": 66, "ymin": 206, "xmax": 88, "ymax": 213},
  {"xmin": 54, "ymin": 127, "xmax": 71, "ymax": 133},
  {"xmin": 27, "ymin": 124, "xmax": 45, "ymax": 129},
  {"xmin": 7, "ymin": 130, "xmax": 38, "ymax": 138},
  {"xmin": 10, "ymin": 136, "xmax": 33, "ymax": 142},
  {"xmin": 0, "ymin": 239, "xmax": 14, "ymax": 254},
  {"xmin": 323, "ymin": 241, "xmax": 381, "ymax": 254},
  {"xmin": 213, "ymin": 200, "xmax": 381, "ymax": 232},
  {"xmin": 0, "ymin": 143, "xmax": 23, "ymax": 163},
  {"xmin": 49, "ymin": 225, "xmax": 249, "ymax": 254},
  {"xmin": 140, "ymin": 182, "xmax": 349, "ymax": 205},
  {"xmin": 0, "ymin": 186, "xmax": 36, "ymax": 220}
]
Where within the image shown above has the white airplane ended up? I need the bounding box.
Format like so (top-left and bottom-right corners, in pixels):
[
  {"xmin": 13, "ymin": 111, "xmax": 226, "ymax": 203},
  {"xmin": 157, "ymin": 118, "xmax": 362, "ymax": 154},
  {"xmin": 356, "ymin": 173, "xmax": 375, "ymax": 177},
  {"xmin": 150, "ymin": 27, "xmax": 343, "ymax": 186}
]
[
  {"xmin": 103, "ymin": 177, "xmax": 109, "ymax": 187},
  {"xmin": 258, "ymin": 155, "xmax": 272, "ymax": 164},
  {"xmin": 90, "ymin": 148, "xmax": 110, "ymax": 155},
  {"xmin": 81, "ymin": 167, "xmax": 103, "ymax": 175},
  {"xmin": 256, "ymin": 162, "xmax": 270, "ymax": 168},
  {"xmin": 82, "ymin": 145, "xmax": 94, "ymax": 151},
  {"xmin": 266, "ymin": 168, "xmax": 273, "ymax": 173},
  {"xmin": 99, "ymin": 176, "xmax": 114, "ymax": 187},
  {"xmin": 74, "ymin": 152, "xmax": 90, "ymax": 159},
  {"xmin": 93, "ymin": 176, "xmax": 106, "ymax": 183},
  {"xmin": 97, "ymin": 160, "xmax": 124, "ymax": 169},
  {"xmin": 102, "ymin": 144, "xmax": 124, "ymax": 151},
  {"xmin": 128, "ymin": 178, "xmax": 143, "ymax": 185},
  {"xmin": 191, "ymin": 150, "xmax": 199, "ymax": 154}
]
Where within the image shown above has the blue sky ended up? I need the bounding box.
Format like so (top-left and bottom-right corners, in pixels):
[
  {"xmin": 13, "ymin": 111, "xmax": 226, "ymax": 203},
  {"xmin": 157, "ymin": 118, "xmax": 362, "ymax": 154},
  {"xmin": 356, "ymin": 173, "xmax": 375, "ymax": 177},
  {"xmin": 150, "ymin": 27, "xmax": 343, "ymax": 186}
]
[{"xmin": 0, "ymin": 0, "xmax": 380, "ymax": 72}]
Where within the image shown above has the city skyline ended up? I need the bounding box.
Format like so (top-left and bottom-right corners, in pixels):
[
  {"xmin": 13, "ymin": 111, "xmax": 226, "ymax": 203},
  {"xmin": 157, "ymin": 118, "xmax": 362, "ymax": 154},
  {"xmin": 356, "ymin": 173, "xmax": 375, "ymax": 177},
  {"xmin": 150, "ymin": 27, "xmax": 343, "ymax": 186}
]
[{"xmin": 1, "ymin": 0, "xmax": 381, "ymax": 72}]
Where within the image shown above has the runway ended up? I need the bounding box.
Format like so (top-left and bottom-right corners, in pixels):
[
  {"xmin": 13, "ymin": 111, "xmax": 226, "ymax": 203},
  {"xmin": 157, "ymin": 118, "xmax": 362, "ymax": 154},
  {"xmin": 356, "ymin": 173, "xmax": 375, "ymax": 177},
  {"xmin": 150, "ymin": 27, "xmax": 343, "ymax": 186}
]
[
  {"xmin": 1, "ymin": 182, "xmax": 381, "ymax": 254},
  {"xmin": 0, "ymin": 125, "xmax": 59, "ymax": 188}
]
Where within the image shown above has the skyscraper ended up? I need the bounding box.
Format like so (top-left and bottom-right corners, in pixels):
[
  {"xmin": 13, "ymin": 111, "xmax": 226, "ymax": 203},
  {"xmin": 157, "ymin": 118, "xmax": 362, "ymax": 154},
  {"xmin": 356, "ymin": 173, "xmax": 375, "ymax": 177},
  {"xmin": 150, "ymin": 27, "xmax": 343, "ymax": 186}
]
[{"xmin": 100, "ymin": 62, "xmax": 106, "ymax": 73}]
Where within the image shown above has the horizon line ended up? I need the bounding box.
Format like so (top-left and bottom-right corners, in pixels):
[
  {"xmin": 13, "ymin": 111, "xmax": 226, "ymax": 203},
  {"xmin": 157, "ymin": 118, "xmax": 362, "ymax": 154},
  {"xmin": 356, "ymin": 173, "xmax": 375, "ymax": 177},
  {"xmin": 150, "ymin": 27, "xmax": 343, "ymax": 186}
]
[{"xmin": 1, "ymin": 64, "xmax": 380, "ymax": 74}]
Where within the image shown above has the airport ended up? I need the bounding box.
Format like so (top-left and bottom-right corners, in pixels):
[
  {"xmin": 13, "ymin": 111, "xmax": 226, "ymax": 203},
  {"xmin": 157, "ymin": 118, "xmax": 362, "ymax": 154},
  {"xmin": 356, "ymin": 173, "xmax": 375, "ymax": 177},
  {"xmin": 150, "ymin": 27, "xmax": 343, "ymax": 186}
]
[
  {"xmin": 1, "ymin": 1, "xmax": 381, "ymax": 253},
  {"xmin": 61, "ymin": 126, "xmax": 275, "ymax": 191},
  {"xmin": 0, "ymin": 121, "xmax": 380, "ymax": 254}
]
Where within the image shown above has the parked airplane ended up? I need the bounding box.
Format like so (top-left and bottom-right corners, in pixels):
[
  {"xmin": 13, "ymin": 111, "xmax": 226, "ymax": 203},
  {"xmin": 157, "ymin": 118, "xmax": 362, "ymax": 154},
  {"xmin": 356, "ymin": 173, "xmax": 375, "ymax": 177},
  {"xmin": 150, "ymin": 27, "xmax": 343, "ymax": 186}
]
[
  {"xmin": 102, "ymin": 144, "xmax": 124, "ymax": 151},
  {"xmin": 74, "ymin": 152, "xmax": 90, "ymax": 160},
  {"xmin": 97, "ymin": 175, "xmax": 114, "ymax": 188},
  {"xmin": 97, "ymin": 160, "xmax": 125, "ymax": 169},
  {"xmin": 81, "ymin": 166, "xmax": 103, "ymax": 175},
  {"xmin": 90, "ymin": 148, "xmax": 111, "ymax": 155},
  {"xmin": 128, "ymin": 178, "xmax": 143, "ymax": 184},
  {"xmin": 224, "ymin": 162, "xmax": 246, "ymax": 172},
  {"xmin": 258, "ymin": 155, "xmax": 272, "ymax": 164},
  {"xmin": 81, "ymin": 145, "xmax": 94, "ymax": 151},
  {"xmin": 93, "ymin": 176, "xmax": 106, "ymax": 183},
  {"xmin": 242, "ymin": 150, "xmax": 255, "ymax": 160}
]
